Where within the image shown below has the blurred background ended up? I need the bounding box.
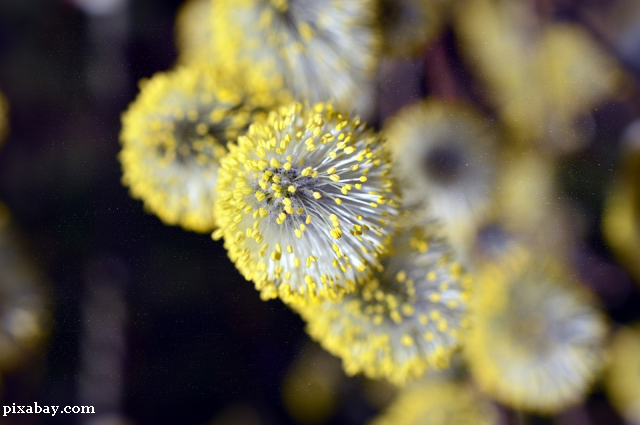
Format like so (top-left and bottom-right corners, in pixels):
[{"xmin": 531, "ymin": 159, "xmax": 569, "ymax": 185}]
[{"xmin": 0, "ymin": 0, "xmax": 639, "ymax": 424}]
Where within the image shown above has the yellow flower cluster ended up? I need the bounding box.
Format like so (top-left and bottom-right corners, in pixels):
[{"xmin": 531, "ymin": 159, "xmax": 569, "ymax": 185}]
[
  {"xmin": 605, "ymin": 324, "xmax": 640, "ymax": 424},
  {"xmin": 213, "ymin": 102, "xmax": 399, "ymax": 305},
  {"xmin": 120, "ymin": 66, "xmax": 274, "ymax": 233},
  {"xmin": 211, "ymin": 0, "xmax": 380, "ymax": 117},
  {"xmin": 383, "ymin": 100, "xmax": 498, "ymax": 255},
  {"xmin": 174, "ymin": 0, "xmax": 216, "ymax": 66},
  {"xmin": 372, "ymin": 380, "xmax": 499, "ymax": 425},
  {"xmin": 466, "ymin": 251, "xmax": 607, "ymax": 414},
  {"xmin": 115, "ymin": 0, "xmax": 631, "ymax": 409},
  {"xmin": 300, "ymin": 226, "xmax": 471, "ymax": 384}
]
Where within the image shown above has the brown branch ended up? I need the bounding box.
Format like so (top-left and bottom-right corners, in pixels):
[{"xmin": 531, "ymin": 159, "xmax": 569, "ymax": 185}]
[{"xmin": 423, "ymin": 36, "xmax": 460, "ymax": 101}]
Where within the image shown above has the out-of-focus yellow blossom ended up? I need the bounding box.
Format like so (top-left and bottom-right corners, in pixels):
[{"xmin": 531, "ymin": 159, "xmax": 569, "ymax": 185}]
[
  {"xmin": 0, "ymin": 203, "xmax": 50, "ymax": 371},
  {"xmin": 466, "ymin": 251, "xmax": 608, "ymax": 414},
  {"xmin": 383, "ymin": 99, "xmax": 497, "ymax": 255},
  {"xmin": 211, "ymin": 0, "xmax": 380, "ymax": 118},
  {"xmin": 538, "ymin": 24, "xmax": 621, "ymax": 120},
  {"xmin": 490, "ymin": 150, "xmax": 579, "ymax": 259},
  {"xmin": 378, "ymin": 0, "xmax": 448, "ymax": 57},
  {"xmin": 0, "ymin": 90, "xmax": 8, "ymax": 147},
  {"xmin": 455, "ymin": 0, "xmax": 622, "ymax": 153},
  {"xmin": 281, "ymin": 343, "xmax": 343, "ymax": 424},
  {"xmin": 493, "ymin": 150, "xmax": 555, "ymax": 233},
  {"xmin": 120, "ymin": 66, "xmax": 279, "ymax": 233},
  {"xmin": 603, "ymin": 120, "xmax": 640, "ymax": 284},
  {"xmin": 605, "ymin": 324, "xmax": 640, "ymax": 424},
  {"xmin": 370, "ymin": 380, "xmax": 499, "ymax": 425},
  {"xmin": 299, "ymin": 226, "xmax": 472, "ymax": 385},
  {"xmin": 175, "ymin": 0, "xmax": 215, "ymax": 65},
  {"xmin": 213, "ymin": 102, "xmax": 399, "ymax": 306}
]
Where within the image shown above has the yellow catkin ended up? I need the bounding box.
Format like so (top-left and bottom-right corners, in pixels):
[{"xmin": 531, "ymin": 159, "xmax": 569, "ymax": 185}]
[
  {"xmin": 174, "ymin": 0, "xmax": 216, "ymax": 66},
  {"xmin": 298, "ymin": 226, "xmax": 471, "ymax": 385},
  {"xmin": 371, "ymin": 381, "xmax": 499, "ymax": 425},
  {"xmin": 383, "ymin": 99, "xmax": 497, "ymax": 254},
  {"xmin": 605, "ymin": 324, "xmax": 640, "ymax": 424},
  {"xmin": 466, "ymin": 250, "xmax": 607, "ymax": 414},
  {"xmin": 210, "ymin": 0, "xmax": 380, "ymax": 118},
  {"xmin": 119, "ymin": 66, "xmax": 277, "ymax": 233},
  {"xmin": 213, "ymin": 102, "xmax": 399, "ymax": 306}
]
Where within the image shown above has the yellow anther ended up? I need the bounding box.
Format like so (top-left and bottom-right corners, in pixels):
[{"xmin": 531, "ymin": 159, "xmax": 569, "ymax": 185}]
[
  {"xmin": 402, "ymin": 304, "xmax": 414, "ymax": 316},
  {"xmin": 437, "ymin": 320, "xmax": 448, "ymax": 332}
]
